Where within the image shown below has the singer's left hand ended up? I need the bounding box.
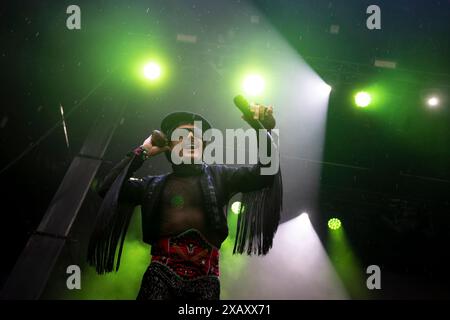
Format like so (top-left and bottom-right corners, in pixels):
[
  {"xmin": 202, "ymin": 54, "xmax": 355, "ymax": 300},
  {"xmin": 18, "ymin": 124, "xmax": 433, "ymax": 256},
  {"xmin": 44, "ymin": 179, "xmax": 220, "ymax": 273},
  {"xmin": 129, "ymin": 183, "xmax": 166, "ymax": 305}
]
[{"xmin": 242, "ymin": 103, "xmax": 276, "ymax": 130}]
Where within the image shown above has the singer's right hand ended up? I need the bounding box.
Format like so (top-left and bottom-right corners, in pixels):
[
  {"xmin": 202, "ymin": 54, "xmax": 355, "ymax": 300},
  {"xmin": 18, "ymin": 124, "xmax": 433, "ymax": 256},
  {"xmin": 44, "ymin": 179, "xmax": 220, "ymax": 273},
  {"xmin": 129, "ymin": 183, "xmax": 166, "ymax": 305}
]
[
  {"xmin": 242, "ymin": 103, "xmax": 276, "ymax": 130},
  {"xmin": 141, "ymin": 130, "xmax": 171, "ymax": 157}
]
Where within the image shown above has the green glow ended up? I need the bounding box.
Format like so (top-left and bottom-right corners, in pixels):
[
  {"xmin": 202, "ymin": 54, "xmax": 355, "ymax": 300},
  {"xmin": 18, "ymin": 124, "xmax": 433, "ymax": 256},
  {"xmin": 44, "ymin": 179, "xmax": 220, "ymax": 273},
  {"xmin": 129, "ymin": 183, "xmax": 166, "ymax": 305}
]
[
  {"xmin": 242, "ymin": 74, "xmax": 265, "ymax": 96},
  {"xmin": 143, "ymin": 61, "xmax": 162, "ymax": 80},
  {"xmin": 327, "ymin": 226, "xmax": 368, "ymax": 299},
  {"xmin": 49, "ymin": 205, "xmax": 249, "ymax": 299},
  {"xmin": 171, "ymin": 195, "xmax": 184, "ymax": 208},
  {"xmin": 219, "ymin": 206, "xmax": 249, "ymax": 299},
  {"xmin": 231, "ymin": 201, "xmax": 242, "ymax": 214},
  {"xmin": 354, "ymin": 91, "xmax": 372, "ymax": 107},
  {"xmin": 58, "ymin": 208, "xmax": 150, "ymax": 299},
  {"xmin": 328, "ymin": 218, "xmax": 342, "ymax": 230},
  {"xmin": 134, "ymin": 56, "xmax": 168, "ymax": 88}
]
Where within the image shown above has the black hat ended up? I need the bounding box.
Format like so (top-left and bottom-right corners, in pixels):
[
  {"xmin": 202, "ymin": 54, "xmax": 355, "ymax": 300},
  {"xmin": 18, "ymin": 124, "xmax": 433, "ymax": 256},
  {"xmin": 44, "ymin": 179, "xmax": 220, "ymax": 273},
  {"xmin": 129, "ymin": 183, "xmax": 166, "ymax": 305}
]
[{"xmin": 160, "ymin": 111, "xmax": 212, "ymax": 136}]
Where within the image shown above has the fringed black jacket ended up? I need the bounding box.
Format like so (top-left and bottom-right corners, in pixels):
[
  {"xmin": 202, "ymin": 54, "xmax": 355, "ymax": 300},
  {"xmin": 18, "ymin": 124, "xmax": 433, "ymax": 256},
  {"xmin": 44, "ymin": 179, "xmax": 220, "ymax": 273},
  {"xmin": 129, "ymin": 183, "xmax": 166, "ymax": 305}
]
[{"xmin": 88, "ymin": 135, "xmax": 282, "ymax": 274}]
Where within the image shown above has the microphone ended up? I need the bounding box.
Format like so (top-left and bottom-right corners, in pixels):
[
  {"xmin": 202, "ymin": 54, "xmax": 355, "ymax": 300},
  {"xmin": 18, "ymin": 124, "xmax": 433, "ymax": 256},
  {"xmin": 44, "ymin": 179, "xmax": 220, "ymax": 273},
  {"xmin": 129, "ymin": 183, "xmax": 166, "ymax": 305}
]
[
  {"xmin": 233, "ymin": 95, "xmax": 253, "ymax": 118},
  {"xmin": 151, "ymin": 130, "xmax": 169, "ymax": 147},
  {"xmin": 233, "ymin": 95, "xmax": 278, "ymax": 153},
  {"xmin": 233, "ymin": 95, "xmax": 264, "ymax": 130}
]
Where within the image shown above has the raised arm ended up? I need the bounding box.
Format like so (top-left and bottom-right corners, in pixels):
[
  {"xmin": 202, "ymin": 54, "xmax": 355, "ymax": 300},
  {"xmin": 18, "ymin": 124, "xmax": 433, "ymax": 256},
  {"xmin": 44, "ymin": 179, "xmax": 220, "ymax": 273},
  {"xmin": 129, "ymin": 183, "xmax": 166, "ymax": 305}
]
[
  {"xmin": 96, "ymin": 130, "xmax": 170, "ymax": 205},
  {"xmin": 222, "ymin": 104, "xmax": 280, "ymax": 199},
  {"xmin": 88, "ymin": 130, "xmax": 170, "ymax": 273},
  {"xmin": 220, "ymin": 103, "xmax": 282, "ymax": 256}
]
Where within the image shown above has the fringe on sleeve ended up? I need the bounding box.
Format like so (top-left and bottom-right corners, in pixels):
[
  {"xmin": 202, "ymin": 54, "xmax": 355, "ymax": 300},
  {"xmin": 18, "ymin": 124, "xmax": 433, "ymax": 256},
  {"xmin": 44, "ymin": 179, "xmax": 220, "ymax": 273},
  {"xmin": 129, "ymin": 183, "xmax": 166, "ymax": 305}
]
[
  {"xmin": 233, "ymin": 168, "xmax": 283, "ymax": 255},
  {"xmin": 87, "ymin": 156, "xmax": 136, "ymax": 274}
]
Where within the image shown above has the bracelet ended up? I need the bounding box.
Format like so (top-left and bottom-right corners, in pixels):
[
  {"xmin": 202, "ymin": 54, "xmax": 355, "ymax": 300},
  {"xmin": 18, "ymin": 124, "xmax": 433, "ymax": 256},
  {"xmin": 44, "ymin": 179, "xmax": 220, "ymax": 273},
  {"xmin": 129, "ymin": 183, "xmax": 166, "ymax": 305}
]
[{"xmin": 133, "ymin": 146, "xmax": 150, "ymax": 160}]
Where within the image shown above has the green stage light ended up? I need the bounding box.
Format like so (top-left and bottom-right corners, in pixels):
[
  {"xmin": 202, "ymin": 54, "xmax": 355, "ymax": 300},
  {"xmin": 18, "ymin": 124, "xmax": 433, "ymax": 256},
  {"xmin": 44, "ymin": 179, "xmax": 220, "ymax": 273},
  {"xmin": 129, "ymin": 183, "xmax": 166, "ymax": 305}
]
[
  {"xmin": 143, "ymin": 62, "xmax": 162, "ymax": 80},
  {"xmin": 328, "ymin": 218, "xmax": 342, "ymax": 230},
  {"xmin": 231, "ymin": 201, "xmax": 242, "ymax": 214},
  {"xmin": 242, "ymin": 74, "xmax": 265, "ymax": 96},
  {"xmin": 427, "ymin": 96, "xmax": 440, "ymax": 108},
  {"xmin": 355, "ymin": 91, "xmax": 371, "ymax": 107}
]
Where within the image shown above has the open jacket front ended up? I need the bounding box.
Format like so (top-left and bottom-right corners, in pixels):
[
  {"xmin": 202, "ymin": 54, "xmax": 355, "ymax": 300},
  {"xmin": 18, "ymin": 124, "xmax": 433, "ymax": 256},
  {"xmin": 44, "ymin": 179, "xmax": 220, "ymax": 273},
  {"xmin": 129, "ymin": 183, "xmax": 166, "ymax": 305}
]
[{"xmin": 88, "ymin": 137, "xmax": 283, "ymax": 274}]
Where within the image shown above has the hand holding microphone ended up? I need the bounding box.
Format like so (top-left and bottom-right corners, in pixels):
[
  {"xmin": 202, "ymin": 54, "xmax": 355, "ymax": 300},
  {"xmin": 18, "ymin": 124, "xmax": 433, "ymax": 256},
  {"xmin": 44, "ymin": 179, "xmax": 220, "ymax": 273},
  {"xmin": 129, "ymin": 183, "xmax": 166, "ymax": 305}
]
[
  {"xmin": 141, "ymin": 130, "xmax": 170, "ymax": 157},
  {"xmin": 233, "ymin": 95, "xmax": 276, "ymax": 130},
  {"xmin": 234, "ymin": 95, "xmax": 278, "ymax": 154}
]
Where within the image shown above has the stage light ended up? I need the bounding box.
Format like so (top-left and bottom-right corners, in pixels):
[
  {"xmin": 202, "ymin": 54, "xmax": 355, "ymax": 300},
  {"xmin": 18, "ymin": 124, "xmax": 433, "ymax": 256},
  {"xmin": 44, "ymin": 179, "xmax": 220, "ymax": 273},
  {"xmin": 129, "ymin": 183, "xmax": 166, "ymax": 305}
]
[
  {"xmin": 315, "ymin": 83, "xmax": 332, "ymax": 95},
  {"xmin": 143, "ymin": 62, "xmax": 162, "ymax": 80},
  {"xmin": 242, "ymin": 74, "xmax": 265, "ymax": 96},
  {"xmin": 231, "ymin": 201, "xmax": 242, "ymax": 214},
  {"xmin": 299, "ymin": 212, "xmax": 309, "ymax": 224},
  {"xmin": 328, "ymin": 218, "xmax": 342, "ymax": 230},
  {"xmin": 354, "ymin": 91, "xmax": 371, "ymax": 107},
  {"xmin": 427, "ymin": 96, "xmax": 440, "ymax": 108}
]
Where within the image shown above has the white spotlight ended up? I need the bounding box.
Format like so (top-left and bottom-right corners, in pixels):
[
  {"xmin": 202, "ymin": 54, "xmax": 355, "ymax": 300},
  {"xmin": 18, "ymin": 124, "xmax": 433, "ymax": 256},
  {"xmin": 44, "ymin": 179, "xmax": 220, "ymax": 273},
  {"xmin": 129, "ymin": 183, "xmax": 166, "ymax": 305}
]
[
  {"xmin": 310, "ymin": 81, "xmax": 332, "ymax": 97},
  {"xmin": 299, "ymin": 212, "xmax": 310, "ymax": 224},
  {"xmin": 427, "ymin": 96, "xmax": 440, "ymax": 108}
]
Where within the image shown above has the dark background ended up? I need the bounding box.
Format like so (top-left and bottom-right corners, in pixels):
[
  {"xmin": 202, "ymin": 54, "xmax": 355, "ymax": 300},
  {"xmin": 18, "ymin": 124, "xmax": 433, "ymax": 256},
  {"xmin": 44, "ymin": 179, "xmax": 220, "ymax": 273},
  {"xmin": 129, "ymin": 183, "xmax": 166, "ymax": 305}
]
[{"xmin": 1, "ymin": 0, "xmax": 449, "ymax": 298}]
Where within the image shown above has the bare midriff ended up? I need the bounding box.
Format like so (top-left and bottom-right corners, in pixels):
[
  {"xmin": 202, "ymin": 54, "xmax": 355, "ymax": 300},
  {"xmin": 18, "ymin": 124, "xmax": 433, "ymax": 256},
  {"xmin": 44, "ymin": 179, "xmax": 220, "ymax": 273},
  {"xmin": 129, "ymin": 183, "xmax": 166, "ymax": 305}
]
[{"xmin": 158, "ymin": 174, "xmax": 223, "ymax": 248}]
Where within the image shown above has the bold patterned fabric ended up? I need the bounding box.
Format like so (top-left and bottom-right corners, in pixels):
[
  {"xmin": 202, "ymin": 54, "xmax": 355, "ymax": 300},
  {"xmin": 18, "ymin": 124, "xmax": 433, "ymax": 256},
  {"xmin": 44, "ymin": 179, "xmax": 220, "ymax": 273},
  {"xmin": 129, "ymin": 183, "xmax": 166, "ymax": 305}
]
[
  {"xmin": 136, "ymin": 262, "xmax": 220, "ymax": 300},
  {"xmin": 150, "ymin": 229, "xmax": 220, "ymax": 280},
  {"xmin": 136, "ymin": 229, "xmax": 221, "ymax": 300}
]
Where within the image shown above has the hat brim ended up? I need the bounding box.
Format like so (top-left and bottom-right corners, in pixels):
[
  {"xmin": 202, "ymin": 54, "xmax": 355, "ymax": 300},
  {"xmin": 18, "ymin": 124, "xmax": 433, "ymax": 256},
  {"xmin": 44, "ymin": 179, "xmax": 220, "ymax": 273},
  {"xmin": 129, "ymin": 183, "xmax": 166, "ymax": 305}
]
[{"xmin": 161, "ymin": 111, "xmax": 212, "ymax": 136}]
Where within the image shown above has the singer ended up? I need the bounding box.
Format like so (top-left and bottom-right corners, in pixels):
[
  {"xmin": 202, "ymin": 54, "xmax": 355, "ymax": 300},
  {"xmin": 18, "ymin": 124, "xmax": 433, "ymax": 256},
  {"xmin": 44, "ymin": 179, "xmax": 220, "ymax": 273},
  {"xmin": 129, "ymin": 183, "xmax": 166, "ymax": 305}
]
[{"xmin": 87, "ymin": 103, "xmax": 283, "ymax": 300}]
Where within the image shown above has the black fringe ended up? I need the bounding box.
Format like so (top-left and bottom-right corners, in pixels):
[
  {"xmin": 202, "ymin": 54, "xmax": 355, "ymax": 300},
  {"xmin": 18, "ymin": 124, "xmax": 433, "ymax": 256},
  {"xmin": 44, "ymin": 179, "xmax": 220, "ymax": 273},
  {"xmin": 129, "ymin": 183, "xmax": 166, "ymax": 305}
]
[
  {"xmin": 233, "ymin": 168, "xmax": 283, "ymax": 255},
  {"xmin": 87, "ymin": 156, "xmax": 135, "ymax": 274}
]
